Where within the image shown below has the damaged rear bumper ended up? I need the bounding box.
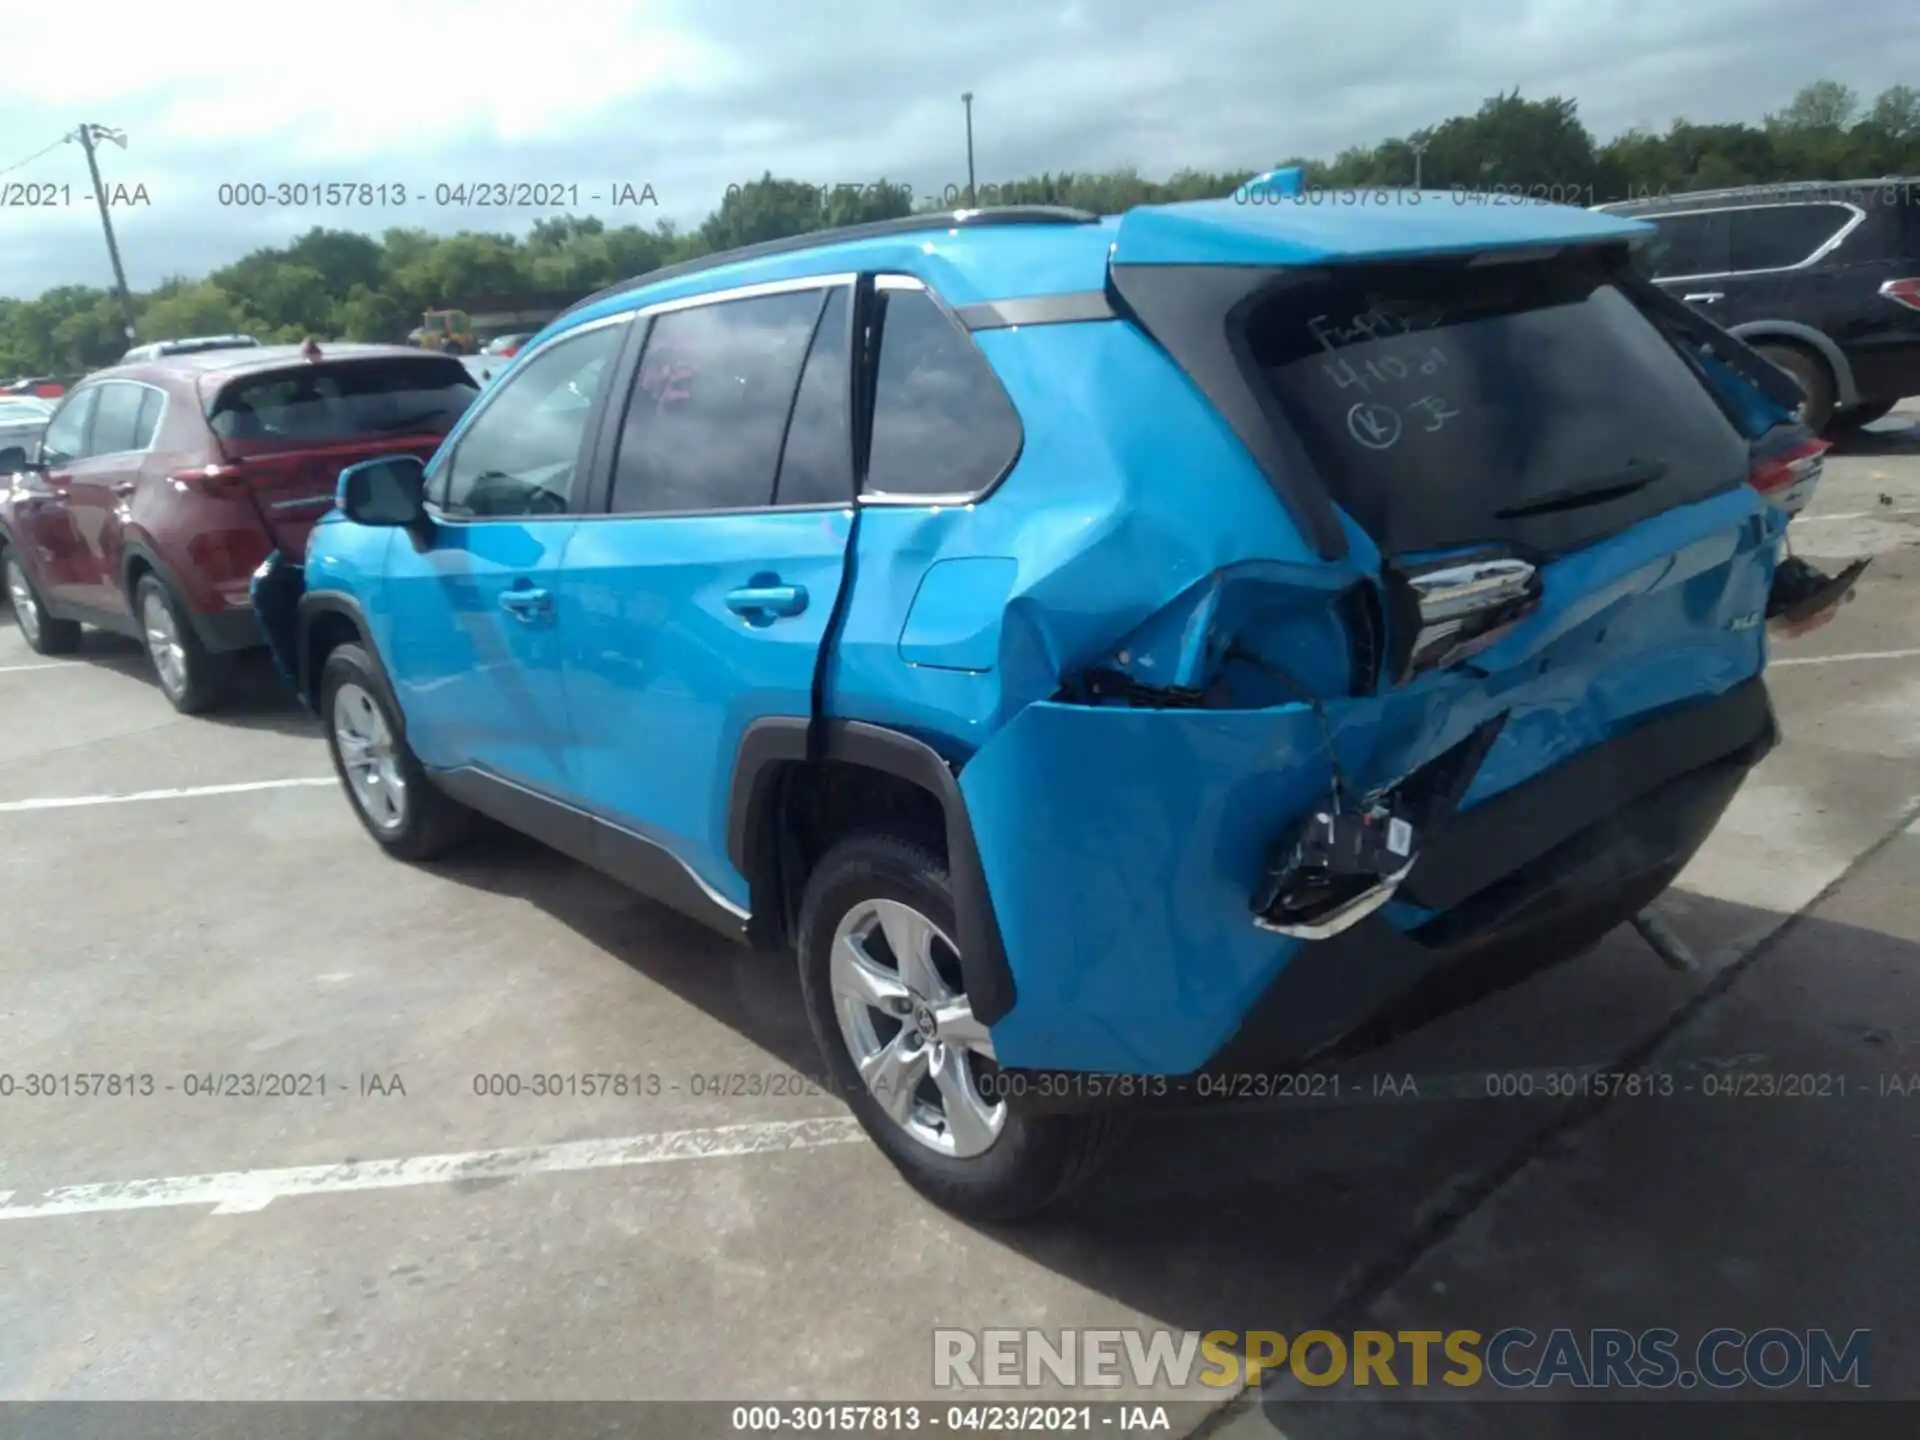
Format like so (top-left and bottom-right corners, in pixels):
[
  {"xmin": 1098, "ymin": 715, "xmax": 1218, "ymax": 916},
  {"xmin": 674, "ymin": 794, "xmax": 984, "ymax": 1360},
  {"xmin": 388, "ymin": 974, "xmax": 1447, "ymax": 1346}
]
[{"xmin": 963, "ymin": 676, "xmax": 1776, "ymax": 1104}]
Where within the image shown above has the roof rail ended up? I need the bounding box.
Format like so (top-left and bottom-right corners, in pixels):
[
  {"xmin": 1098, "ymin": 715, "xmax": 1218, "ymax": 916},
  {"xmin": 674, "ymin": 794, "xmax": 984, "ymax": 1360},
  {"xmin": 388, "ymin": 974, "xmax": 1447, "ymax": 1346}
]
[
  {"xmin": 554, "ymin": 205, "xmax": 1101, "ymax": 323},
  {"xmin": 1602, "ymin": 175, "xmax": 1920, "ymax": 209}
]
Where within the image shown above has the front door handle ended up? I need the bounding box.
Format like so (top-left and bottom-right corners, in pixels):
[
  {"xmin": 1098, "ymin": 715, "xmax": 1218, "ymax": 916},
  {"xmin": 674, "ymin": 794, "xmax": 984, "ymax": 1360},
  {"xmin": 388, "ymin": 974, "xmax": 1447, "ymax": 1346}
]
[
  {"xmin": 1683, "ymin": 292, "xmax": 1724, "ymax": 304},
  {"xmin": 725, "ymin": 583, "xmax": 808, "ymax": 618},
  {"xmin": 113, "ymin": 480, "xmax": 137, "ymax": 497},
  {"xmin": 498, "ymin": 585, "xmax": 552, "ymax": 620}
]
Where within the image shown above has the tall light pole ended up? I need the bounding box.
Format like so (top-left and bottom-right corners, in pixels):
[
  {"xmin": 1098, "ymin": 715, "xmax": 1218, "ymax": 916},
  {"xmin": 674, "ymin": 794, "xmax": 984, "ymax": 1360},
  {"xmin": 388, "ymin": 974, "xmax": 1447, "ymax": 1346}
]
[
  {"xmin": 961, "ymin": 92, "xmax": 976, "ymax": 208},
  {"xmin": 1409, "ymin": 136, "xmax": 1429, "ymax": 190},
  {"xmin": 70, "ymin": 123, "xmax": 135, "ymax": 344}
]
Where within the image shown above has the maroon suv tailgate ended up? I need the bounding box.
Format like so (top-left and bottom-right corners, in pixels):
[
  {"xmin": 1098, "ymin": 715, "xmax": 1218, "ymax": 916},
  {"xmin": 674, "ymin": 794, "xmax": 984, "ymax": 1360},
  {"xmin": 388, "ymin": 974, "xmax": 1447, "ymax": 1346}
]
[{"xmin": 202, "ymin": 350, "xmax": 478, "ymax": 551}]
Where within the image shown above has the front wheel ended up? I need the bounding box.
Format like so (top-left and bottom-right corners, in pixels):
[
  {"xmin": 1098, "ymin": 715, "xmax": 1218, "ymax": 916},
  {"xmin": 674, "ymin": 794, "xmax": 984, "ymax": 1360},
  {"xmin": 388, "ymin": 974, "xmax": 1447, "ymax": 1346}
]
[
  {"xmin": 797, "ymin": 831, "xmax": 1121, "ymax": 1221},
  {"xmin": 320, "ymin": 642, "xmax": 473, "ymax": 859},
  {"xmin": 5, "ymin": 551, "xmax": 81, "ymax": 655}
]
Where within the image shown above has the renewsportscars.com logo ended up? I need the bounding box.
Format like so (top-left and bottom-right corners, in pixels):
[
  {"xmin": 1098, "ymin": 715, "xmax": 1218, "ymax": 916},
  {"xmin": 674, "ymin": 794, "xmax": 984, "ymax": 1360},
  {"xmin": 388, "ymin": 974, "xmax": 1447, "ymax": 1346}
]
[{"xmin": 932, "ymin": 1327, "xmax": 1872, "ymax": 1392}]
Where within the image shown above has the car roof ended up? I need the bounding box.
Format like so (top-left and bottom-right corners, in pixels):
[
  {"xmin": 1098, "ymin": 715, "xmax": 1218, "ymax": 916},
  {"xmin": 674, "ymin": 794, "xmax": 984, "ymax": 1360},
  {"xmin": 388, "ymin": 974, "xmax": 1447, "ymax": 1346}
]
[
  {"xmin": 547, "ymin": 196, "xmax": 1652, "ymax": 338},
  {"xmin": 91, "ymin": 342, "xmax": 455, "ymax": 387},
  {"xmin": 1597, "ymin": 176, "xmax": 1920, "ymax": 216}
]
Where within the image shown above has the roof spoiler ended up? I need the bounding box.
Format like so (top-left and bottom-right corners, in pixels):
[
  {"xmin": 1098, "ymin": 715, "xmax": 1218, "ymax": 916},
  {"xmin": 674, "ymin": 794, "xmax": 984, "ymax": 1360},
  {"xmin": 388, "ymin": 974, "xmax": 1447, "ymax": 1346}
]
[{"xmin": 1231, "ymin": 167, "xmax": 1307, "ymax": 203}]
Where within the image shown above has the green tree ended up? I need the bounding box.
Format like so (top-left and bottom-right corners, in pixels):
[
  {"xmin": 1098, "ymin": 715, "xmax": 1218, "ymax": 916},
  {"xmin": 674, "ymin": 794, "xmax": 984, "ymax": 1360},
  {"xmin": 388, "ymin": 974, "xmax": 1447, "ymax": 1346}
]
[{"xmin": 136, "ymin": 281, "xmax": 266, "ymax": 345}]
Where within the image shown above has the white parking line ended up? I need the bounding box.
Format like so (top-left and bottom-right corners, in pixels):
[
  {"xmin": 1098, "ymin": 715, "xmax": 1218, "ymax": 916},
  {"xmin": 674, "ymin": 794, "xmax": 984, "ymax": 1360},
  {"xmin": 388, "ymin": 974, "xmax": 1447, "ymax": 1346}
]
[
  {"xmin": 1770, "ymin": 648, "xmax": 1920, "ymax": 668},
  {"xmin": 0, "ymin": 777, "xmax": 336, "ymax": 814},
  {"xmin": 0, "ymin": 1117, "xmax": 865, "ymax": 1221},
  {"xmin": 0, "ymin": 662, "xmax": 68, "ymax": 673}
]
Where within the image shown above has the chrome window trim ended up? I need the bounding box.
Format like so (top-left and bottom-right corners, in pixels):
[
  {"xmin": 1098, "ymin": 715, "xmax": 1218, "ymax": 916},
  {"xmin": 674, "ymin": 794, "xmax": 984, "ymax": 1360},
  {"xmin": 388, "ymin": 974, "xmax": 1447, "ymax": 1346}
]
[
  {"xmin": 627, "ymin": 271, "xmax": 861, "ymax": 320},
  {"xmin": 1642, "ymin": 201, "xmax": 1868, "ymax": 284}
]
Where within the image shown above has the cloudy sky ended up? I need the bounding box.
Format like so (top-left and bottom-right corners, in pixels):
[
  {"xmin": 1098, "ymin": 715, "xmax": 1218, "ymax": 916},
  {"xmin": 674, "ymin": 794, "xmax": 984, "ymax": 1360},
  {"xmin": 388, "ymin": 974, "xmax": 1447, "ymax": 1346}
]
[{"xmin": 1, "ymin": 0, "xmax": 1914, "ymax": 300}]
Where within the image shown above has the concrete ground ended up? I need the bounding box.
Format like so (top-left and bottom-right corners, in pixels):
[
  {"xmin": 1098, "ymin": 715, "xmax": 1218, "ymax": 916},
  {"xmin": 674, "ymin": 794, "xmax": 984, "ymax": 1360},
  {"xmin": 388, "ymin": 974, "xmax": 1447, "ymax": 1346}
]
[{"xmin": 1, "ymin": 406, "xmax": 1917, "ymax": 1429}]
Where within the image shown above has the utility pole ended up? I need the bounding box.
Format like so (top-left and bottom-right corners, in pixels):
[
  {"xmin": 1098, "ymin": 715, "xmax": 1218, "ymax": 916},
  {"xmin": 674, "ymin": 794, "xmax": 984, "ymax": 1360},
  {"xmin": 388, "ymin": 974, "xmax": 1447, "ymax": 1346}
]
[
  {"xmin": 1409, "ymin": 136, "xmax": 1429, "ymax": 190},
  {"xmin": 70, "ymin": 123, "xmax": 136, "ymax": 345},
  {"xmin": 961, "ymin": 92, "xmax": 976, "ymax": 207}
]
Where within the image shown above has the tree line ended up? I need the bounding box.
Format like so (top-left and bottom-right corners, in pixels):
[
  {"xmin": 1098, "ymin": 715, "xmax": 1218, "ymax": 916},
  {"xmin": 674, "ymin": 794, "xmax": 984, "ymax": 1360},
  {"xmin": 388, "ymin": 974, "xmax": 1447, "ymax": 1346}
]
[{"xmin": 3, "ymin": 79, "xmax": 1916, "ymax": 377}]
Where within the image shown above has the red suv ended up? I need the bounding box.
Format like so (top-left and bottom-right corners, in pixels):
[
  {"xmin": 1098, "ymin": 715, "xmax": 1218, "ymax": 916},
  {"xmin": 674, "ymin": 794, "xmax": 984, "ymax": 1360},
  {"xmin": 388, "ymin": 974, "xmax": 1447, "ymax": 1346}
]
[{"xmin": 0, "ymin": 342, "xmax": 478, "ymax": 712}]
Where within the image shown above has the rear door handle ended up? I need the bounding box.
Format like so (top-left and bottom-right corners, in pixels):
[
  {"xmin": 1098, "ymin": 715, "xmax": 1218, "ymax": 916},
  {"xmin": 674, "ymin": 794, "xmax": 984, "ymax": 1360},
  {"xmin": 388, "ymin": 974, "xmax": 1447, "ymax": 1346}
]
[
  {"xmin": 498, "ymin": 585, "xmax": 552, "ymax": 620},
  {"xmin": 1683, "ymin": 292, "xmax": 1724, "ymax": 304},
  {"xmin": 725, "ymin": 583, "xmax": 808, "ymax": 618},
  {"xmin": 113, "ymin": 480, "xmax": 137, "ymax": 497}
]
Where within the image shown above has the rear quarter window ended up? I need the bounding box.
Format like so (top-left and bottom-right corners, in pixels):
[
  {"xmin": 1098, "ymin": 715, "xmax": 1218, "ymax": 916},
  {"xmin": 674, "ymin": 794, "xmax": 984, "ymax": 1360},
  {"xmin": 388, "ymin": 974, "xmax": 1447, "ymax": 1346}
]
[
  {"xmin": 1245, "ymin": 253, "xmax": 1749, "ymax": 557},
  {"xmin": 208, "ymin": 357, "xmax": 477, "ymax": 444}
]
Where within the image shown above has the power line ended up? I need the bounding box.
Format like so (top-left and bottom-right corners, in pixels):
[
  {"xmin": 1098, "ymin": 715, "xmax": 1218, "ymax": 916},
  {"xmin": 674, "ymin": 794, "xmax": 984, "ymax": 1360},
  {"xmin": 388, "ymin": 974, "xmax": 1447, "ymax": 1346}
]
[{"xmin": 0, "ymin": 135, "xmax": 71, "ymax": 180}]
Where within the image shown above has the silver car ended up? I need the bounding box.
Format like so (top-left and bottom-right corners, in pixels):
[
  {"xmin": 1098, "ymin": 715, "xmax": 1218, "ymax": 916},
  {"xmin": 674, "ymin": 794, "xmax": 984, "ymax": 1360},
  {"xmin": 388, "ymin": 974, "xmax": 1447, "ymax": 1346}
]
[{"xmin": 0, "ymin": 396, "xmax": 52, "ymax": 467}]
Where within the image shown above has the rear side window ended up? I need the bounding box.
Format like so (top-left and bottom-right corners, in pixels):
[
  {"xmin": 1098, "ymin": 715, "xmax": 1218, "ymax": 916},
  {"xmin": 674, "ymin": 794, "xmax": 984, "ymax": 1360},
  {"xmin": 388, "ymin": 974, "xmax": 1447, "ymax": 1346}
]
[
  {"xmin": 774, "ymin": 287, "xmax": 854, "ymax": 506},
  {"xmin": 1246, "ymin": 253, "xmax": 1748, "ymax": 557},
  {"xmin": 87, "ymin": 382, "xmax": 147, "ymax": 456},
  {"xmin": 133, "ymin": 388, "xmax": 163, "ymax": 448},
  {"xmin": 608, "ymin": 289, "xmax": 824, "ymax": 515},
  {"xmin": 1726, "ymin": 204, "xmax": 1855, "ymax": 272},
  {"xmin": 208, "ymin": 357, "xmax": 477, "ymax": 445},
  {"xmin": 864, "ymin": 286, "xmax": 1021, "ymax": 498}
]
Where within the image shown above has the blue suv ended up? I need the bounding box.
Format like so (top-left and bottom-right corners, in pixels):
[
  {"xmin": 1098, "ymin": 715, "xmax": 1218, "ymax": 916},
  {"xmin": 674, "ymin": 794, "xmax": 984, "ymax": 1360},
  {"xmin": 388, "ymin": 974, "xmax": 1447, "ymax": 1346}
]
[{"xmin": 257, "ymin": 181, "xmax": 1803, "ymax": 1219}]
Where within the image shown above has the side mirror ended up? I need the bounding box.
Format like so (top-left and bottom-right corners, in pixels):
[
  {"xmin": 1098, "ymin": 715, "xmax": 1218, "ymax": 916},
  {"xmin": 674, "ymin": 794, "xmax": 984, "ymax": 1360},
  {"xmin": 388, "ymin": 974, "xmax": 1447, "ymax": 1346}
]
[
  {"xmin": 0, "ymin": 446, "xmax": 29, "ymax": 474},
  {"xmin": 339, "ymin": 455, "xmax": 430, "ymax": 537}
]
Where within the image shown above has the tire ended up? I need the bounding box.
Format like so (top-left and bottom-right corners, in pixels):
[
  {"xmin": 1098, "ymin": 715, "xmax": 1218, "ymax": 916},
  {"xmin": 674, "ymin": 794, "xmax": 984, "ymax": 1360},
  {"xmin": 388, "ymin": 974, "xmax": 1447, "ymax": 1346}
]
[
  {"xmin": 1832, "ymin": 399, "xmax": 1897, "ymax": 432},
  {"xmin": 797, "ymin": 830, "xmax": 1121, "ymax": 1221},
  {"xmin": 1755, "ymin": 343, "xmax": 1836, "ymax": 434},
  {"xmin": 320, "ymin": 641, "xmax": 473, "ymax": 860},
  {"xmin": 135, "ymin": 573, "xmax": 227, "ymax": 714},
  {"xmin": 4, "ymin": 550, "xmax": 81, "ymax": 655}
]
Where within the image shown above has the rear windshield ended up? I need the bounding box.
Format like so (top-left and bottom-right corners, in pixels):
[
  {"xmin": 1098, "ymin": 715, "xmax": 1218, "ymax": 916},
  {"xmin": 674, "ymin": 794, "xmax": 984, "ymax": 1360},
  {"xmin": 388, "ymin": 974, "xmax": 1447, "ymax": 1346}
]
[
  {"xmin": 208, "ymin": 357, "xmax": 478, "ymax": 445},
  {"xmin": 1244, "ymin": 254, "xmax": 1749, "ymax": 557}
]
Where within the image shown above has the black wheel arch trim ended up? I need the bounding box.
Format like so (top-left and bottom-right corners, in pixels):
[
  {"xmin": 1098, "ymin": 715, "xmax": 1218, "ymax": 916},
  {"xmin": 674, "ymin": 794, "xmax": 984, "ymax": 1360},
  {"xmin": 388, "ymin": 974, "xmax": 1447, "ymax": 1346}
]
[
  {"xmin": 297, "ymin": 589, "xmax": 401, "ymax": 723},
  {"xmin": 729, "ymin": 716, "xmax": 1018, "ymax": 1025}
]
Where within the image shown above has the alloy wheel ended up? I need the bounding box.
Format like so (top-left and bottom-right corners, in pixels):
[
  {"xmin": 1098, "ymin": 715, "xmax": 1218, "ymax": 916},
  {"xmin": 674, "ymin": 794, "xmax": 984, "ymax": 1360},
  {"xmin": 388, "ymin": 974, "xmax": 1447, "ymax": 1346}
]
[
  {"xmin": 829, "ymin": 897, "xmax": 1006, "ymax": 1158},
  {"xmin": 6, "ymin": 560, "xmax": 40, "ymax": 647},
  {"xmin": 332, "ymin": 681, "xmax": 409, "ymax": 832},
  {"xmin": 142, "ymin": 590, "xmax": 187, "ymax": 698}
]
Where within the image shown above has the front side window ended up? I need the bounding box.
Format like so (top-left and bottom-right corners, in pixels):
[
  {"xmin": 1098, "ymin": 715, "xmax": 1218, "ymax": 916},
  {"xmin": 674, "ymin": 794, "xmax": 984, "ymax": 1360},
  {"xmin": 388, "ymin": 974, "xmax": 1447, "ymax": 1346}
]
[
  {"xmin": 38, "ymin": 387, "xmax": 98, "ymax": 466},
  {"xmin": 608, "ymin": 288, "xmax": 826, "ymax": 515},
  {"xmin": 863, "ymin": 286, "xmax": 1021, "ymax": 498},
  {"xmin": 437, "ymin": 322, "xmax": 623, "ymax": 518}
]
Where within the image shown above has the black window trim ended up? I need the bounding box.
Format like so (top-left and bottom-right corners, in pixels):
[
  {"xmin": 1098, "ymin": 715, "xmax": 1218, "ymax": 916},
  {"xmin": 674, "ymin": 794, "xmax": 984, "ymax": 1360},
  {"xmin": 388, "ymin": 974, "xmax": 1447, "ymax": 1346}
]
[
  {"xmin": 84, "ymin": 379, "xmax": 170, "ymax": 460},
  {"xmin": 422, "ymin": 310, "xmax": 633, "ymax": 526},
  {"xmin": 582, "ymin": 272, "xmax": 864, "ymax": 522},
  {"xmin": 1644, "ymin": 200, "xmax": 1868, "ymax": 284}
]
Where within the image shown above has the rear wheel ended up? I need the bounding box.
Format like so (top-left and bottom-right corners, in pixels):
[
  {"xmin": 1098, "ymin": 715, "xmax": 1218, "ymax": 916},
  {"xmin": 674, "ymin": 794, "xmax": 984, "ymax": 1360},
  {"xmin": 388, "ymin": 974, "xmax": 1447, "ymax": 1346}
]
[
  {"xmin": 1755, "ymin": 343, "xmax": 1836, "ymax": 434},
  {"xmin": 320, "ymin": 642, "xmax": 473, "ymax": 859},
  {"xmin": 797, "ymin": 831, "xmax": 1121, "ymax": 1221},
  {"xmin": 4, "ymin": 551, "xmax": 80, "ymax": 655},
  {"xmin": 136, "ymin": 574, "xmax": 226, "ymax": 714}
]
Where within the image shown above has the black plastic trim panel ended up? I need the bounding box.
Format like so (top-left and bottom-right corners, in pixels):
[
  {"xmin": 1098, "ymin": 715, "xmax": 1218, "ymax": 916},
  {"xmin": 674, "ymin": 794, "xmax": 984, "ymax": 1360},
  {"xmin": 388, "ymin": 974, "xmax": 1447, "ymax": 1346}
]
[{"xmin": 728, "ymin": 717, "xmax": 1018, "ymax": 1024}]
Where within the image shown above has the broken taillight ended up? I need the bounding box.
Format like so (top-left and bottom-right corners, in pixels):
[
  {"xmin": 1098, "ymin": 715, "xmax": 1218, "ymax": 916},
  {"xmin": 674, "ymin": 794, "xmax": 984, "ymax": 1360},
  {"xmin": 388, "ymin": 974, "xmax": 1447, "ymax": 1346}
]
[
  {"xmin": 1878, "ymin": 277, "xmax": 1920, "ymax": 313},
  {"xmin": 1385, "ymin": 555, "xmax": 1542, "ymax": 682},
  {"xmin": 1748, "ymin": 436, "xmax": 1829, "ymax": 516}
]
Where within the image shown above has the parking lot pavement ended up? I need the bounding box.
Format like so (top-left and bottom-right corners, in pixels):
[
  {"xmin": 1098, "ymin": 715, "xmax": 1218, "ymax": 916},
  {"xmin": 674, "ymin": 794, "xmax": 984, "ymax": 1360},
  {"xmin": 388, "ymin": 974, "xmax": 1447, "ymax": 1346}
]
[{"xmin": 1, "ymin": 407, "xmax": 1917, "ymax": 1419}]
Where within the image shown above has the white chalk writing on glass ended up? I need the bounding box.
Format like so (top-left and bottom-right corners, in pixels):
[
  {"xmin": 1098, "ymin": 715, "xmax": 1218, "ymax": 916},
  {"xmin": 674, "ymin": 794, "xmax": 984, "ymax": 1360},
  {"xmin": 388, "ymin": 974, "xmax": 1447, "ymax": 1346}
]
[
  {"xmin": 1346, "ymin": 401, "xmax": 1403, "ymax": 450},
  {"xmin": 1408, "ymin": 395, "xmax": 1462, "ymax": 432}
]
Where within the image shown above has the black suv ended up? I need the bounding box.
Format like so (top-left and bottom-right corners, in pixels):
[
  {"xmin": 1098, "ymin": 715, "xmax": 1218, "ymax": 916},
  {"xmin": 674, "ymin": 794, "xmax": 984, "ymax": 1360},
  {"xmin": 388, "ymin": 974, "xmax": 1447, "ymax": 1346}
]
[{"xmin": 1598, "ymin": 178, "xmax": 1920, "ymax": 433}]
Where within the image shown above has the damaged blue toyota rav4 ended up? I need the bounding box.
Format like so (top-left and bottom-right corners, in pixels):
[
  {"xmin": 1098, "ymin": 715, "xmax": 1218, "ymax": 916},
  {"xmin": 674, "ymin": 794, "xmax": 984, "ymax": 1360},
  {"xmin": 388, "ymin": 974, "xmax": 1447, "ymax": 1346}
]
[{"xmin": 256, "ymin": 174, "xmax": 1816, "ymax": 1220}]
